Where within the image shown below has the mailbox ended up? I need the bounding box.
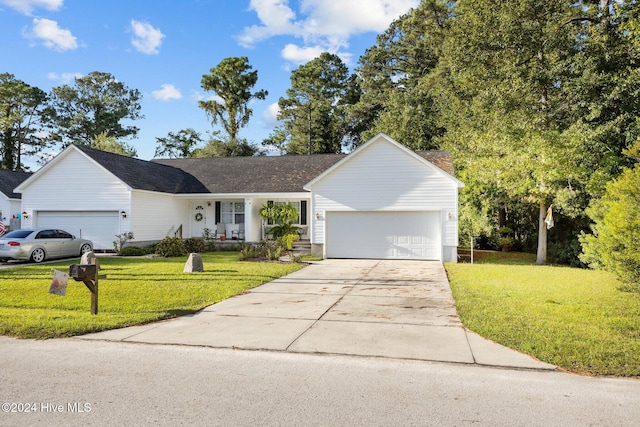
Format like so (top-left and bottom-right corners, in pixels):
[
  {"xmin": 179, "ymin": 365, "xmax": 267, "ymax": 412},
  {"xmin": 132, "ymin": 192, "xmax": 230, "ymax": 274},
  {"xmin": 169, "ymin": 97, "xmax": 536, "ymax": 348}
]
[{"xmin": 69, "ymin": 264, "xmax": 97, "ymax": 281}]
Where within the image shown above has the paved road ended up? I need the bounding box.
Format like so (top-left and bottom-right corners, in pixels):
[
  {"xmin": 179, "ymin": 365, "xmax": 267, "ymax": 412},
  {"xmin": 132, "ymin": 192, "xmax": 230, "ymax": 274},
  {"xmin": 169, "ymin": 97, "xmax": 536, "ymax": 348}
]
[{"xmin": 1, "ymin": 337, "xmax": 639, "ymax": 426}]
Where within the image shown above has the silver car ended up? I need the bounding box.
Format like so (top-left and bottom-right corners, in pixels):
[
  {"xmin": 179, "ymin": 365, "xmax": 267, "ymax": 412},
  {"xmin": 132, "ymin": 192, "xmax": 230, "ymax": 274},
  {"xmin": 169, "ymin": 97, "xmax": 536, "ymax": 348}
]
[{"xmin": 0, "ymin": 229, "xmax": 93, "ymax": 263}]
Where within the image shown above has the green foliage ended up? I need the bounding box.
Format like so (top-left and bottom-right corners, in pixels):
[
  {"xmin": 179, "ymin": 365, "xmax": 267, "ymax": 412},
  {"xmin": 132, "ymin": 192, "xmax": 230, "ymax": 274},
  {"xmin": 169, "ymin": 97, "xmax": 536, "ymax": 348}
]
[
  {"xmin": 351, "ymin": 0, "xmax": 449, "ymax": 149},
  {"xmin": 279, "ymin": 233, "xmax": 299, "ymax": 251},
  {"xmin": 0, "ymin": 253, "xmax": 303, "ymax": 338},
  {"xmin": 92, "ymin": 131, "xmax": 137, "ymax": 157},
  {"xmin": 199, "ymin": 57, "xmax": 267, "ymax": 143},
  {"xmin": 183, "ymin": 238, "xmax": 206, "ymax": 254},
  {"xmin": 118, "ymin": 246, "xmax": 154, "ymax": 256},
  {"xmin": 278, "ymin": 52, "xmax": 358, "ymax": 154},
  {"xmin": 154, "ymin": 128, "xmax": 203, "ymax": 158},
  {"xmin": 0, "ymin": 73, "xmax": 49, "ymax": 170},
  {"xmin": 259, "ymin": 203, "xmax": 300, "ymax": 239},
  {"xmin": 580, "ymin": 161, "xmax": 640, "ymax": 288},
  {"xmin": 239, "ymin": 240, "xmax": 285, "ymax": 261},
  {"xmin": 192, "ymin": 135, "xmax": 259, "ymax": 157},
  {"xmin": 47, "ymin": 71, "xmax": 143, "ymax": 146},
  {"xmin": 155, "ymin": 236, "xmax": 187, "ymax": 258}
]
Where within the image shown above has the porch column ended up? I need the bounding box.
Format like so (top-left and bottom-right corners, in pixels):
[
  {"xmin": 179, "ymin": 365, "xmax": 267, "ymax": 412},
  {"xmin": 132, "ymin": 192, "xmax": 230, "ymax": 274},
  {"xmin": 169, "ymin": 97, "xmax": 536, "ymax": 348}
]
[{"xmin": 244, "ymin": 197, "xmax": 256, "ymax": 242}]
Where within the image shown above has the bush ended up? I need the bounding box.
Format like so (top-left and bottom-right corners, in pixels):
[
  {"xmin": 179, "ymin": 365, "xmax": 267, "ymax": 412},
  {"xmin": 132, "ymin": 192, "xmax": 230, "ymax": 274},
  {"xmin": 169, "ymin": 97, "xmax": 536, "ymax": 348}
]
[
  {"xmin": 580, "ymin": 164, "xmax": 640, "ymax": 288},
  {"xmin": 184, "ymin": 238, "xmax": 206, "ymax": 254},
  {"xmin": 279, "ymin": 233, "xmax": 299, "ymax": 250},
  {"xmin": 239, "ymin": 240, "xmax": 285, "ymax": 261},
  {"xmin": 155, "ymin": 236, "xmax": 187, "ymax": 258},
  {"xmin": 119, "ymin": 246, "xmax": 154, "ymax": 256}
]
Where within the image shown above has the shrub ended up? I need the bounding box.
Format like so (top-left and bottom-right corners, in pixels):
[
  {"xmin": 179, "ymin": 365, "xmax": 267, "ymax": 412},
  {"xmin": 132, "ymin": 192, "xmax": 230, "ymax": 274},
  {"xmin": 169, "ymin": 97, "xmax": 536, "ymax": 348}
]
[
  {"xmin": 119, "ymin": 246, "xmax": 154, "ymax": 256},
  {"xmin": 184, "ymin": 238, "xmax": 206, "ymax": 254},
  {"xmin": 155, "ymin": 236, "xmax": 187, "ymax": 258},
  {"xmin": 113, "ymin": 231, "xmax": 134, "ymax": 252},
  {"xmin": 239, "ymin": 240, "xmax": 285, "ymax": 261},
  {"xmin": 279, "ymin": 233, "xmax": 299, "ymax": 250},
  {"xmin": 580, "ymin": 163, "xmax": 640, "ymax": 288}
]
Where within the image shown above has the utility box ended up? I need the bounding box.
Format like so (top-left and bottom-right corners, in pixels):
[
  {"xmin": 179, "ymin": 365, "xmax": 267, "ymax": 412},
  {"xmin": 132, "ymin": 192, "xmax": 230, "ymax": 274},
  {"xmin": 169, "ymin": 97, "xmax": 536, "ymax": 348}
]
[{"xmin": 69, "ymin": 264, "xmax": 97, "ymax": 281}]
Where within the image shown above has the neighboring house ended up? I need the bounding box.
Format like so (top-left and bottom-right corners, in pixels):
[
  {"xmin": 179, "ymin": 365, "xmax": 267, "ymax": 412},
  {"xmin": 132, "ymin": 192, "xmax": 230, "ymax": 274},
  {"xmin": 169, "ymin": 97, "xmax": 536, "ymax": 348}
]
[
  {"xmin": 14, "ymin": 134, "xmax": 464, "ymax": 261},
  {"xmin": 0, "ymin": 169, "xmax": 32, "ymax": 232}
]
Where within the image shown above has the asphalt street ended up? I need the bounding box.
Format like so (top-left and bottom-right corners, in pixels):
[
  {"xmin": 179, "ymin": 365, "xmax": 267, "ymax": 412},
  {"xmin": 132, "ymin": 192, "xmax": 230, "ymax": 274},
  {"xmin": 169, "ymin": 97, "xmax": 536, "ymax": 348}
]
[{"xmin": 1, "ymin": 337, "xmax": 639, "ymax": 426}]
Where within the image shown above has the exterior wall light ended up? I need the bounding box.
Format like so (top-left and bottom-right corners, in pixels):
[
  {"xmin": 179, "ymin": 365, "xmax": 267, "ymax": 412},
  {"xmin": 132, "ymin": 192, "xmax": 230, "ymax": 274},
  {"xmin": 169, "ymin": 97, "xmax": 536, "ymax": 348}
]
[{"xmin": 120, "ymin": 211, "xmax": 127, "ymax": 218}]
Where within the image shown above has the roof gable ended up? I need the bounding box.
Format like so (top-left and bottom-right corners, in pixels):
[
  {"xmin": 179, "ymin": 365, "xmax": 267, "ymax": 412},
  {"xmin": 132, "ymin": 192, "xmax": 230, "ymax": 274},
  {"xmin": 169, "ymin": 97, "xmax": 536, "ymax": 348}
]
[
  {"xmin": 17, "ymin": 145, "xmax": 209, "ymax": 194},
  {"xmin": 304, "ymin": 134, "xmax": 463, "ymax": 189},
  {"xmin": 0, "ymin": 169, "xmax": 32, "ymax": 199}
]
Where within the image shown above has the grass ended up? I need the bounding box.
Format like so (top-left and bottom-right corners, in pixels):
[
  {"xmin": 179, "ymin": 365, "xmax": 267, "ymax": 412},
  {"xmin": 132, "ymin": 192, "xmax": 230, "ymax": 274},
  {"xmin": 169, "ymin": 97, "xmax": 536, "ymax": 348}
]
[
  {"xmin": 446, "ymin": 251, "xmax": 640, "ymax": 377},
  {"xmin": 0, "ymin": 252, "xmax": 304, "ymax": 339}
]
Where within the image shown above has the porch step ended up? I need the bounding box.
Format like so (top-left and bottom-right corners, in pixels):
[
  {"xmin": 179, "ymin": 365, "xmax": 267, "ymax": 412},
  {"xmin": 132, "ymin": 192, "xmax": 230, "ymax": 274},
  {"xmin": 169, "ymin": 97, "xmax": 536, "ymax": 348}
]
[{"xmin": 292, "ymin": 241, "xmax": 311, "ymax": 255}]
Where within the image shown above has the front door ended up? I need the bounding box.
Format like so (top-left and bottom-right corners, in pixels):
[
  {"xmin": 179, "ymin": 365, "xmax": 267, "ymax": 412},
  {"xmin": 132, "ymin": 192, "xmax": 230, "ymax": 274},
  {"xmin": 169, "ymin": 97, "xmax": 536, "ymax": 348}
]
[{"xmin": 191, "ymin": 203, "xmax": 212, "ymax": 238}]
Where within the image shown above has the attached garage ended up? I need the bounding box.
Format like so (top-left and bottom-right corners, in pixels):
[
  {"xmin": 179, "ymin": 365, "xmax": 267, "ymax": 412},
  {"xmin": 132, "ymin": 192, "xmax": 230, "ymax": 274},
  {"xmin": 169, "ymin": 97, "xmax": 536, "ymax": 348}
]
[
  {"xmin": 36, "ymin": 211, "xmax": 120, "ymax": 250},
  {"xmin": 326, "ymin": 211, "xmax": 441, "ymax": 260}
]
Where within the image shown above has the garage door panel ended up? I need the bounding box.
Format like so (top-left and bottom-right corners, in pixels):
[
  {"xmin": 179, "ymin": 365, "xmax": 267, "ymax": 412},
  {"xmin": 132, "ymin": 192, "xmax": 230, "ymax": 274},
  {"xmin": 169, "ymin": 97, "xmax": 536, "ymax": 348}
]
[
  {"xmin": 36, "ymin": 211, "xmax": 119, "ymax": 250},
  {"xmin": 326, "ymin": 211, "xmax": 441, "ymax": 260}
]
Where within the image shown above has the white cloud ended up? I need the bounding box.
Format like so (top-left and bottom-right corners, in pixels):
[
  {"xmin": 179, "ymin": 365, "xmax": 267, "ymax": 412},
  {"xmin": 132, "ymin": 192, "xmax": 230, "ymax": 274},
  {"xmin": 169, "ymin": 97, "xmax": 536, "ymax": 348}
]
[
  {"xmin": 46, "ymin": 71, "xmax": 83, "ymax": 84},
  {"xmin": 239, "ymin": 0, "xmax": 418, "ymax": 63},
  {"xmin": 152, "ymin": 84, "xmax": 182, "ymax": 101},
  {"xmin": 281, "ymin": 44, "xmax": 324, "ymax": 64},
  {"xmin": 0, "ymin": 0, "xmax": 62, "ymax": 15},
  {"xmin": 263, "ymin": 103, "xmax": 281, "ymax": 126},
  {"xmin": 26, "ymin": 18, "xmax": 77, "ymax": 51},
  {"xmin": 130, "ymin": 20, "xmax": 165, "ymax": 55},
  {"xmin": 281, "ymin": 43, "xmax": 353, "ymax": 65},
  {"xmin": 190, "ymin": 90, "xmax": 224, "ymax": 105}
]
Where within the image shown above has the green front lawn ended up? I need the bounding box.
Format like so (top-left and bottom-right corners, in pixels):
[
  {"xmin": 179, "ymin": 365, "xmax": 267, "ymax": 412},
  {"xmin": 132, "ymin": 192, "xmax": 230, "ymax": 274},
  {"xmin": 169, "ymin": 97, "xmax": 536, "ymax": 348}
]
[
  {"xmin": 446, "ymin": 252, "xmax": 640, "ymax": 377},
  {"xmin": 0, "ymin": 252, "xmax": 303, "ymax": 339}
]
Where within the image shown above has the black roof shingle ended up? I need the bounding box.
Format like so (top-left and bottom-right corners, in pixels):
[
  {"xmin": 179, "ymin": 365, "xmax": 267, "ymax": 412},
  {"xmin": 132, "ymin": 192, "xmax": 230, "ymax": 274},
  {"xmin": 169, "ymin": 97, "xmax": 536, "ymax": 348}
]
[
  {"xmin": 75, "ymin": 145, "xmax": 455, "ymax": 195},
  {"xmin": 0, "ymin": 169, "xmax": 32, "ymax": 199},
  {"xmin": 152, "ymin": 151, "xmax": 455, "ymax": 194}
]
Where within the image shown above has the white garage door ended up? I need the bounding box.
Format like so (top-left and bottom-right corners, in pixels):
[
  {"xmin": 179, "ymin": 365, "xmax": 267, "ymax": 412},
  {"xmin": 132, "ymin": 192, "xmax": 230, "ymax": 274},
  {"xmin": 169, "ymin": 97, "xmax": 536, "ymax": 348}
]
[
  {"xmin": 36, "ymin": 211, "xmax": 120, "ymax": 250},
  {"xmin": 326, "ymin": 211, "xmax": 441, "ymax": 260}
]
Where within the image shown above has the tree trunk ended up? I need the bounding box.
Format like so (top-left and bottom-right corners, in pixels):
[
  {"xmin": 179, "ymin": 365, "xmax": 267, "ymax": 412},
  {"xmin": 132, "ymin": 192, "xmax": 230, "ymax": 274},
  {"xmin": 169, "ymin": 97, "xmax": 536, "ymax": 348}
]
[{"xmin": 536, "ymin": 202, "xmax": 547, "ymax": 265}]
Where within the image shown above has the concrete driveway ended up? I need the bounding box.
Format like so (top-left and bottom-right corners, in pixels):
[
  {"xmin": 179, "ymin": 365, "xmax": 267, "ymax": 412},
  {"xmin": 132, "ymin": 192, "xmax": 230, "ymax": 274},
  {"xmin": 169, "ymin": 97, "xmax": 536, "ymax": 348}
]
[{"xmin": 79, "ymin": 259, "xmax": 555, "ymax": 370}]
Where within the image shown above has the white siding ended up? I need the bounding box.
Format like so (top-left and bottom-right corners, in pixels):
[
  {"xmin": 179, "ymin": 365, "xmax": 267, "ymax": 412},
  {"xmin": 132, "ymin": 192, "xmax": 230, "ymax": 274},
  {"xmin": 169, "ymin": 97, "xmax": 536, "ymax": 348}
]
[
  {"xmin": 309, "ymin": 138, "xmax": 459, "ymax": 248},
  {"xmin": 20, "ymin": 149, "xmax": 131, "ymax": 230},
  {"xmin": 131, "ymin": 191, "xmax": 188, "ymax": 241}
]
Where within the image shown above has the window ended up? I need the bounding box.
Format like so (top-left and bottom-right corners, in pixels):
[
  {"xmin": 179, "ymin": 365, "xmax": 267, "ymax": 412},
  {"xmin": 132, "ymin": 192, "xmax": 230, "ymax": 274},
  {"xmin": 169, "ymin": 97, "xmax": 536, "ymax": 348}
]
[{"xmin": 221, "ymin": 202, "xmax": 244, "ymax": 224}]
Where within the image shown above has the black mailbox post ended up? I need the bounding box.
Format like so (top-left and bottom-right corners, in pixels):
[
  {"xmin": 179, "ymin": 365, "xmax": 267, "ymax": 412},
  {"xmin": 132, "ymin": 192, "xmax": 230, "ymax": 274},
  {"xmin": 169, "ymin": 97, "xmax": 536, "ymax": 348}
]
[{"xmin": 69, "ymin": 263, "xmax": 101, "ymax": 315}]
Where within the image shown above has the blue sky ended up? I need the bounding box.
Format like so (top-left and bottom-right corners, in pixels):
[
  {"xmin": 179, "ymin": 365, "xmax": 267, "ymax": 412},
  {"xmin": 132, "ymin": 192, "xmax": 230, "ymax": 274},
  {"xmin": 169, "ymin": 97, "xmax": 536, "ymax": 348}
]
[{"xmin": 1, "ymin": 0, "xmax": 419, "ymax": 164}]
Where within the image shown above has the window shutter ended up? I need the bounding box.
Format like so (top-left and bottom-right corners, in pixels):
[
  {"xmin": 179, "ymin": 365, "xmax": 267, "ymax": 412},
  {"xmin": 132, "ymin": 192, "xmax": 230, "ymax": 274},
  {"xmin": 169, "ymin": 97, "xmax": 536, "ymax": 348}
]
[
  {"xmin": 300, "ymin": 200, "xmax": 307, "ymax": 225},
  {"xmin": 215, "ymin": 201, "xmax": 221, "ymax": 224}
]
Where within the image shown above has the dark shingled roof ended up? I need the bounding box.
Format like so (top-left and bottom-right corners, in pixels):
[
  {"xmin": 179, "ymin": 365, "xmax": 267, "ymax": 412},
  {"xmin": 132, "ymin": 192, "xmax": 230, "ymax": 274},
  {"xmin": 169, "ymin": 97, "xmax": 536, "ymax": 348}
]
[
  {"xmin": 0, "ymin": 169, "xmax": 32, "ymax": 199},
  {"xmin": 75, "ymin": 145, "xmax": 209, "ymax": 194},
  {"xmin": 152, "ymin": 150, "xmax": 455, "ymax": 194}
]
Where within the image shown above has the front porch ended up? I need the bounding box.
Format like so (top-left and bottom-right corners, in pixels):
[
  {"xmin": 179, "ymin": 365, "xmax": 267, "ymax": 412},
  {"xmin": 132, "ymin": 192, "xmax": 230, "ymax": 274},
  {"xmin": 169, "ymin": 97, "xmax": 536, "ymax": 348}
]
[{"xmin": 186, "ymin": 196, "xmax": 311, "ymax": 243}]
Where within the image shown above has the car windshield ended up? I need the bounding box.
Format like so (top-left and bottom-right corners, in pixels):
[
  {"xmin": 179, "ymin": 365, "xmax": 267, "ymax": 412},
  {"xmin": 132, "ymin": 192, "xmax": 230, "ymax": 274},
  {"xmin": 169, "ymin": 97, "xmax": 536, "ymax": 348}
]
[{"xmin": 1, "ymin": 230, "xmax": 33, "ymax": 239}]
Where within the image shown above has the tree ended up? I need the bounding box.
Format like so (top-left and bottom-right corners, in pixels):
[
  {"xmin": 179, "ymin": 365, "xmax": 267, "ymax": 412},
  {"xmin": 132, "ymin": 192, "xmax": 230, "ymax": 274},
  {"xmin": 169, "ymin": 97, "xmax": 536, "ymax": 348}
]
[
  {"xmin": 351, "ymin": 0, "xmax": 450, "ymax": 150},
  {"xmin": 192, "ymin": 135, "xmax": 259, "ymax": 158},
  {"xmin": 91, "ymin": 131, "xmax": 137, "ymax": 157},
  {"xmin": 0, "ymin": 73, "xmax": 49, "ymax": 170},
  {"xmin": 278, "ymin": 52, "xmax": 358, "ymax": 154},
  {"xmin": 199, "ymin": 57, "xmax": 267, "ymax": 146},
  {"xmin": 580, "ymin": 142, "xmax": 640, "ymax": 288},
  {"xmin": 46, "ymin": 71, "xmax": 142, "ymax": 147},
  {"xmin": 436, "ymin": 0, "xmax": 602, "ymax": 264},
  {"xmin": 154, "ymin": 128, "xmax": 203, "ymax": 158}
]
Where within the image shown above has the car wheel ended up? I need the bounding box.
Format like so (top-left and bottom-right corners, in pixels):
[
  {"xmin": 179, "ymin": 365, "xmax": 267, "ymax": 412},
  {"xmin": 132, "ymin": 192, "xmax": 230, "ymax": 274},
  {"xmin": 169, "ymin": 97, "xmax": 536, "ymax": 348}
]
[
  {"xmin": 31, "ymin": 248, "xmax": 46, "ymax": 263},
  {"xmin": 79, "ymin": 243, "xmax": 92, "ymax": 256}
]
